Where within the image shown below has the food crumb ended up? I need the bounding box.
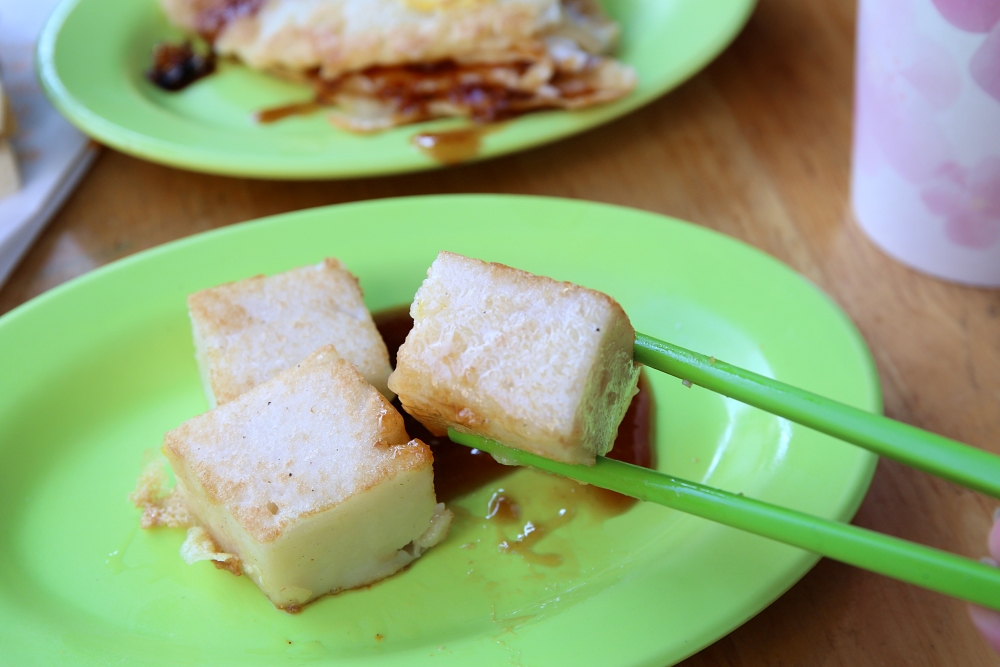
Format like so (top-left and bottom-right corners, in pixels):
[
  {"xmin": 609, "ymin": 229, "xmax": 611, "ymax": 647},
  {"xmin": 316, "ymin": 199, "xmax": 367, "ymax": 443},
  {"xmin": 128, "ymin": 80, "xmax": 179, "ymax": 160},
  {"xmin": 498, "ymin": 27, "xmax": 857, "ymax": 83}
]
[
  {"xmin": 681, "ymin": 379, "xmax": 692, "ymax": 388},
  {"xmin": 130, "ymin": 457, "xmax": 194, "ymax": 528},
  {"xmin": 180, "ymin": 526, "xmax": 242, "ymax": 575},
  {"xmin": 375, "ymin": 634, "xmax": 384, "ymax": 642}
]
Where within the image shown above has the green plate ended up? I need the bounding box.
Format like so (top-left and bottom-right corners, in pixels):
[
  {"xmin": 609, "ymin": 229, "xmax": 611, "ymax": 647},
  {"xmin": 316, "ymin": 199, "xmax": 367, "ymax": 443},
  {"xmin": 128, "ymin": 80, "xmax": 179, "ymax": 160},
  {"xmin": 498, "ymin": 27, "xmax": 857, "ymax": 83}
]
[
  {"xmin": 37, "ymin": 0, "xmax": 755, "ymax": 179},
  {"xmin": 0, "ymin": 196, "xmax": 879, "ymax": 666}
]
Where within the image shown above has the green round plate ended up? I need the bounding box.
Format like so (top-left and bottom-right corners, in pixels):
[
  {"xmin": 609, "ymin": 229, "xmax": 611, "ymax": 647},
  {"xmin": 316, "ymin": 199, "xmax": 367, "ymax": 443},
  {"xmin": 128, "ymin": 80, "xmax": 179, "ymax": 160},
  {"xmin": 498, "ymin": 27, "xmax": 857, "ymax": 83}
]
[
  {"xmin": 0, "ymin": 196, "xmax": 879, "ymax": 666},
  {"xmin": 37, "ymin": 0, "xmax": 755, "ymax": 179}
]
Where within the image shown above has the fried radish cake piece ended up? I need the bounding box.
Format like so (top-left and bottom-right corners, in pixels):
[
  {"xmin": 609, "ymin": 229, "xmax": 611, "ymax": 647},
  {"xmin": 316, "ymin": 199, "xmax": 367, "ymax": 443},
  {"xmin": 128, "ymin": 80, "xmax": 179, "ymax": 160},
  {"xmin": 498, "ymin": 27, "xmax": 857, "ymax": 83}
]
[
  {"xmin": 164, "ymin": 345, "xmax": 451, "ymax": 611},
  {"xmin": 187, "ymin": 258, "xmax": 393, "ymax": 406},
  {"xmin": 389, "ymin": 251, "xmax": 640, "ymax": 465}
]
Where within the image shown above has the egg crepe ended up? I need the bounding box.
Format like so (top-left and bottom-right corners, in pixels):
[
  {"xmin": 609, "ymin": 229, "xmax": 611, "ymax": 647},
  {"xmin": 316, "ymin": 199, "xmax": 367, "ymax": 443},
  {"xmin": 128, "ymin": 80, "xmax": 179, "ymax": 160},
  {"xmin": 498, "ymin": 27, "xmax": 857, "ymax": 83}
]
[{"xmin": 161, "ymin": 0, "xmax": 635, "ymax": 130}]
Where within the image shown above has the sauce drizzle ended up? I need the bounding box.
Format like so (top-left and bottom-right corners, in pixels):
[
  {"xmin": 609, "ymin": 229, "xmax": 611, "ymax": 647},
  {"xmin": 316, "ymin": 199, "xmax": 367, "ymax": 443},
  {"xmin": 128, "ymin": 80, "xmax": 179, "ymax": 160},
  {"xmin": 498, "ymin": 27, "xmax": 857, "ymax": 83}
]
[
  {"xmin": 499, "ymin": 509, "xmax": 576, "ymax": 567},
  {"xmin": 486, "ymin": 491, "xmax": 521, "ymax": 524},
  {"xmin": 373, "ymin": 305, "xmax": 657, "ymax": 567},
  {"xmin": 253, "ymin": 101, "xmax": 324, "ymax": 124}
]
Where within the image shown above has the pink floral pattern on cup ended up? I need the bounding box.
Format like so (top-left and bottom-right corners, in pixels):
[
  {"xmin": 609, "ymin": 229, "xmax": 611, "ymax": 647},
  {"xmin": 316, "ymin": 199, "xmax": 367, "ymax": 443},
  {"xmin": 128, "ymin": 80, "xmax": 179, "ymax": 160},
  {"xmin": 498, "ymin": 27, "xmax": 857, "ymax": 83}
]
[
  {"xmin": 854, "ymin": 0, "xmax": 960, "ymax": 184},
  {"xmin": 971, "ymin": 24, "xmax": 1000, "ymax": 102},
  {"xmin": 934, "ymin": 0, "xmax": 1000, "ymax": 103},
  {"xmin": 920, "ymin": 157, "xmax": 1000, "ymax": 247},
  {"xmin": 853, "ymin": 0, "xmax": 1000, "ymax": 274},
  {"xmin": 930, "ymin": 0, "xmax": 1000, "ymax": 32}
]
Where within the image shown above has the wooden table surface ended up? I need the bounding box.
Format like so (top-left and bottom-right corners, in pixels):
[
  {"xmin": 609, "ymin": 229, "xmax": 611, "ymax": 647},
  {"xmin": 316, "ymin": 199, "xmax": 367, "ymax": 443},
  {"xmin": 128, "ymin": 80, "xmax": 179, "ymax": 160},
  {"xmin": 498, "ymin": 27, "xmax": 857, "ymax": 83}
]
[{"xmin": 4, "ymin": 0, "xmax": 1000, "ymax": 664}]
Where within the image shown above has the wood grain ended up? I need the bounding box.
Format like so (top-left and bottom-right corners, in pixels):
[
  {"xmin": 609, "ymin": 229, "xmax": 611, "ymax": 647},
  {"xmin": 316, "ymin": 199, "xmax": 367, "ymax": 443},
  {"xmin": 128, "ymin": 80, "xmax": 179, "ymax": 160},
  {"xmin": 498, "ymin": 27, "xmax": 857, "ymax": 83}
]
[{"xmin": 3, "ymin": 0, "xmax": 999, "ymax": 664}]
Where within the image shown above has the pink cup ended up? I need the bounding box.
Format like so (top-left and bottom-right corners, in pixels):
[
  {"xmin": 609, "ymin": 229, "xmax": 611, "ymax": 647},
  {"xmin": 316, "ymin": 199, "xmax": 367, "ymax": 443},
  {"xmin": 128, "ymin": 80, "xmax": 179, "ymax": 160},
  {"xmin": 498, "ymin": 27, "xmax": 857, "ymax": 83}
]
[{"xmin": 852, "ymin": 0, "xmax": 1000, "ymax": 287}]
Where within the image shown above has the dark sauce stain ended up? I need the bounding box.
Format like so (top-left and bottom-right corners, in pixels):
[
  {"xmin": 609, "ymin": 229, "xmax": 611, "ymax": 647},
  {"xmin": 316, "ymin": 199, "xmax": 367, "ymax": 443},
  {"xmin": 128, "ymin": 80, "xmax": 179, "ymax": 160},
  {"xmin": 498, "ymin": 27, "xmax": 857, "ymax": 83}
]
[
  {"xmin": 371, "ymin": 305, "xmax": 413, "ymax": 369},
  {"xmin": 250, "ymin": 58, "xmax": 550, "ymax": 164},
  {"xmin": 255, "ymin": 60, "xmax": 515, "ymax": 122},
  {"xmin": 146, "ymin": 41, "xmax": 216, "ymax": 92},
  {"xmin": 498, "ymin": 509, "xmax": 576, "ymax": 567},
  {"xmin": 373, "ymin": 305, "xmax": 657, "ymax": 511},
  {"xmin": 147, "ymin": 0, "xmax": 265, "ymax": 93},
  {"xmin": 482, "ymin": 490, "xmax": 581, "ymax": 567},
  {"xmin": 253, "ymin": 101, "xmax": 323, "ymax": 124},
  {"xmin": 401, "ymin": 407, "xmax": 512, "ymax": 503},
  {"xmin": 486, "ymin": 491, "xmax": 521, "ymax": 524},
  {"xmin": 315, "ymin": 60, "xmax": 547, "ymax": 124},
  {"xmin": 252, "ymin": 100, "xmax": 499, "ymax": 166},
  {"xmin": 592, "ymin": 370, "xmax": 658, "ymax": 515}
]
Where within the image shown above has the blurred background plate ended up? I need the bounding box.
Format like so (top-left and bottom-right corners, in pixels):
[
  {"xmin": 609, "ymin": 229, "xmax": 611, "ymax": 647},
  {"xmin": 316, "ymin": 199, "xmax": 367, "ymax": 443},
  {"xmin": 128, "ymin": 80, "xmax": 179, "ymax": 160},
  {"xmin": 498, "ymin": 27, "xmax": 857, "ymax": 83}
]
[
  {"xmin": 0, "ymin": 195, "xmax": 878, "ymax": 666},
  {"xmin": 36, "ymin": 0, "xmax": 756, "ymax": 179}
]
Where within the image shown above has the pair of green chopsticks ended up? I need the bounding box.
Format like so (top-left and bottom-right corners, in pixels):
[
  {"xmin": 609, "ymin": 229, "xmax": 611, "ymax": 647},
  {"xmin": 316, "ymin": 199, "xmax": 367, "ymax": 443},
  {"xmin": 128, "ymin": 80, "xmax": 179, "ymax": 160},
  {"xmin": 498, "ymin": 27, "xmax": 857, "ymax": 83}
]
[{"xmin": 448, "ymin": 333, "xmax": 1000, "ymax": 611}]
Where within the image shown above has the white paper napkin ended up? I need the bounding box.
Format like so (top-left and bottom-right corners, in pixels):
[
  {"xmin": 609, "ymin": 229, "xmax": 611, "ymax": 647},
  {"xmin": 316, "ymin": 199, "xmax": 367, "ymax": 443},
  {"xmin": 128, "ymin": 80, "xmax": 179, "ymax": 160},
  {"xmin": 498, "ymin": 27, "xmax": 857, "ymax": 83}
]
[{"xmin": 0, "ymin": 0, "xmax": 98, "ymax": 289}]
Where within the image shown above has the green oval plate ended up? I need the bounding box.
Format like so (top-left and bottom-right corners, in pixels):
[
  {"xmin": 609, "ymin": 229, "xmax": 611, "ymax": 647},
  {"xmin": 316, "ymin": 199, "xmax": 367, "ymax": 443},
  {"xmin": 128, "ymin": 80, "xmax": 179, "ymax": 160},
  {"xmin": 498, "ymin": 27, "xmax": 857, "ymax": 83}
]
[
  {"xmin": 37, "ymin": 0, "xmax": 755, "ymax": 179},
  {"xmin": 0, "ymin": 196, "xmax": 878, "ymax": 666}
]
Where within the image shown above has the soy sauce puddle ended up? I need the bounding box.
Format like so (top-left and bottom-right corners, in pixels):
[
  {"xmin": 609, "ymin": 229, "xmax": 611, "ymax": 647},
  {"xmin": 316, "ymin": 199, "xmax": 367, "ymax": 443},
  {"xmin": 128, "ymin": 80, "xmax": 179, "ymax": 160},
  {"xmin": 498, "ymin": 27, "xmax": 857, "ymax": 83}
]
[
  {"xmin": 488, "ymin": 490, "xmax": 575, "ymax": 567},
  {"xmin": 373, "ymin": 305, "xmax": 657, "ymax": 565}
]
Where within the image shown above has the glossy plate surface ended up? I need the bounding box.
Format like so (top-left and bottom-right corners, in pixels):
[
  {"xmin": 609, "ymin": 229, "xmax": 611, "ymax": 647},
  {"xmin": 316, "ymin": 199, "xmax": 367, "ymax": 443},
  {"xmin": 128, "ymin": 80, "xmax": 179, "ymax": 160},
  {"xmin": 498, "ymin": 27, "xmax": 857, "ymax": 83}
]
[
  {"xmin": 37, "ymin": 0, "xmax": 755, "ymax": 178},
  {"xmin": 0, "ymin": 196, "xmax": 879, "ymax": 666}
]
